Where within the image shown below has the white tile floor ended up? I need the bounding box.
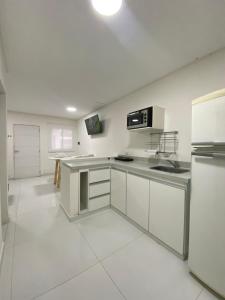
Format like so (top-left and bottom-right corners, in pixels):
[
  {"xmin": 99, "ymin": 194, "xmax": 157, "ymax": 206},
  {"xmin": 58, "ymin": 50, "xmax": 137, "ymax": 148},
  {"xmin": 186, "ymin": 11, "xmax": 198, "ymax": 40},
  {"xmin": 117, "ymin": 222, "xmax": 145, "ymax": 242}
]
[{"xmin": 0, "ymin": 176, "xmax": 219, "ymax": 300}]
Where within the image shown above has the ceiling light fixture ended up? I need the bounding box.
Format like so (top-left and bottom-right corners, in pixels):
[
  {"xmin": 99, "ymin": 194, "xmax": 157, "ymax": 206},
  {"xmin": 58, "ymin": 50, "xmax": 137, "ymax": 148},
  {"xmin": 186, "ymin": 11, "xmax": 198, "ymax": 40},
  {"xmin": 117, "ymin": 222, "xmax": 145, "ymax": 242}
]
[
  {"xmin": 66, "ymin": 106, "xmax": 77, "ymax": 112},
  {"xmin": 91, "ymin": 0, "xmax": 123, "ymax": 16}
]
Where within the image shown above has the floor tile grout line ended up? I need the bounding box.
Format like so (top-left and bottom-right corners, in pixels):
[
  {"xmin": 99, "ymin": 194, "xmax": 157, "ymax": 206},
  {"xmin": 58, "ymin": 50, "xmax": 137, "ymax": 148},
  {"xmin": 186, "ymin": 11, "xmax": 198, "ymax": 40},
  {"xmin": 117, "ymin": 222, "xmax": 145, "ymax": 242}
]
[
  {"xmin": 75, "ymin": 212, "xmax": 144, "ymax": 265},
  {"xmin": 72, "ymin": 208, "xmax": 112, "ymax": 225},
  {"xmin": 76, "ymin": 218, "xmax": 149, "ymax": 300},
  {"xmin": 98, "ymin": 234, "xmax": 144, "ymax": 300},
  {"xmin": 100, "ymin": 261, "xmax": 127, "ymax": 300},
  {"xmin": 76, "ymin": 225, "xmax": 99, "ymax": 261},
  {"xmin": 28, "ymin": 196, "xmax": 106, "ymax": 299},
  {"xmin": 195, "ymin": 288, "xmax": 204, "ymax": 300},
  {"xmin": 76, "ymin": 224, "xmax": 128, "ymax": 300},
  {"xmin": 9, "ymin": 176, "xmax": 66, "ymax": 300},
  {"xmin": 99, "ymin": 233, "xmax": 144, "ymax": 263},
  {"xmin": 75, "ymin": 208, "xmax": 144, "ymax": 263},
  {"xmin": 10, "ymin": 177, "xmax": 104, "ymax": 300},
  {"xmin": 31, "ymin": 262, "xmax": 100, "ymax": 300},
  {"xmin": 12, "ymin": 177, "xmax": 206, "ymax": 300},
  {"xmin": 7, "ymin": 177, "xmax": 206, "ymax": 300}
]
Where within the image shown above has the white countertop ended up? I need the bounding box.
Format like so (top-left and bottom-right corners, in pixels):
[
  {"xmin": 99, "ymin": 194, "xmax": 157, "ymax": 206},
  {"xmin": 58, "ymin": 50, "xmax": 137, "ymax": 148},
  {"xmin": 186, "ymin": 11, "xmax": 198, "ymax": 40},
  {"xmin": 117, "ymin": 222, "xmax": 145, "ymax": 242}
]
[{"xmin": 63, "ymin": 157, "xmax": 191, "ymax": 185}]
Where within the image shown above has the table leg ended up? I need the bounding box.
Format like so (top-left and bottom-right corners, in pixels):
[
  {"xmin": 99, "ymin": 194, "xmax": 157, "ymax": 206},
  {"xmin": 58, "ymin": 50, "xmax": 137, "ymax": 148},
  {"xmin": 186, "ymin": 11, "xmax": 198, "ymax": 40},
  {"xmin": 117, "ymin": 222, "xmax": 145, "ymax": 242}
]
[
  {"xmin": 54, "ymin": 160, "xmax": 59, "ymax": 185},
  {"xmin": 57, "ymin": 164, "xmax": 61, "ymax": 189}
]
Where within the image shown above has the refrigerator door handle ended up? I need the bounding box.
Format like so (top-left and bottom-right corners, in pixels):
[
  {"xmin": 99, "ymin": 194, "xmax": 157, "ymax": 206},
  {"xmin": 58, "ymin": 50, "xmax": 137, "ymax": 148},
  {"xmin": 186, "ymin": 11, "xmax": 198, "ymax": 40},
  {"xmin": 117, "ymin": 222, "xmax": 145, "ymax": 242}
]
[
  {"xmin": 192, "ymin": 141, "xmax": 225, "ymax": 146},
  {"xmin": 192, "ymin": 152, "xmax": 225, "ymax": 159},
  {"xmin": 212, "ymin": 153, "xmax": 225, "ymax": 159},
  {"xmin": 192, "ymin": 152, "xmax": 213, "ymax": 158}
]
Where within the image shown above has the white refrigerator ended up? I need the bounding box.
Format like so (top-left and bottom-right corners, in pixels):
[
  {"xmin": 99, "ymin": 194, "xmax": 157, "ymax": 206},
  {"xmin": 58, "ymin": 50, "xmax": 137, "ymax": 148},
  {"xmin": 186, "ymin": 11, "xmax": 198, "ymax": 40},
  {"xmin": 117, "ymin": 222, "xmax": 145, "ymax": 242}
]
[{"xmin": 189, "ymin": 89, "xmax": 225, "ymax": 298}]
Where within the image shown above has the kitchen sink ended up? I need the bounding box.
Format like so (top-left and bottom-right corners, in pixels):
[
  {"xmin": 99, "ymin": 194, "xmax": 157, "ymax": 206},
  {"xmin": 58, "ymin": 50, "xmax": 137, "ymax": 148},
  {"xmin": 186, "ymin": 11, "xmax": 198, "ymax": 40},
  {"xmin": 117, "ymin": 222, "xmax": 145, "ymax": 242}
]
[{"xmin": 150, "ymin": 166, "xmax": 189, "ymax": 174}]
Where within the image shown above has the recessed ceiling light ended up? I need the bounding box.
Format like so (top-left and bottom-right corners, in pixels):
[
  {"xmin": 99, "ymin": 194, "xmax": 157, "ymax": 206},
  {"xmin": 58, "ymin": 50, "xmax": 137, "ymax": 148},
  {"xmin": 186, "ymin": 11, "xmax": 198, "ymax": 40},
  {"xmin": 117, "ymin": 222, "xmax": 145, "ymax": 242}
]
[
  {"xmin": 91, "ymin": 0, "xmax": 123, "ymax": 16},
  {"xmin": 66, "ymin": 106, "xmax": 77, "ymax": 112}
]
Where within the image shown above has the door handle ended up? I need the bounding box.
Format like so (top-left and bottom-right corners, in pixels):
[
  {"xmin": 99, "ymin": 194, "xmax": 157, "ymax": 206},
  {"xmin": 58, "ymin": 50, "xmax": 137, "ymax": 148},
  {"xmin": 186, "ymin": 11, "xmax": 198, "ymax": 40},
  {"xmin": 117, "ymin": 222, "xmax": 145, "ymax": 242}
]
[
  {"xmin": 192, "ymin": 141, "xmax": 225, "ymax": 146},
  {"xmin": 14, "ymin": 150, "xmax": 20, "ymax": 153},
  {"xmin": 192, "ymin": 152, "xmax": 213, "ymax": 157},
  {"xmin": 192, "ymin": 152, "xmax": 225, "ymax": 159}
]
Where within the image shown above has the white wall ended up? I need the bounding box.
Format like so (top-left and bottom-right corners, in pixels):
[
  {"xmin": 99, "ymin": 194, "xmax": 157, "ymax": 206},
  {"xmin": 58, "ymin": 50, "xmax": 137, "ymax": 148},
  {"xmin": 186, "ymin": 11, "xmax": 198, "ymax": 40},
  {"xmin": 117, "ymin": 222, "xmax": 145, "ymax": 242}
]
[
  {"xmin": 0, "ymin": 40, "xmax": 7, "ymax": 258},
  {"xmin": 7, "ymin": 112, "xmax": 78, "ymax": 178},
  {"xmin": 78, "ymin": 48, "xmax": 225, "ymax": 162},
  {"xmin": 0, "ymin": 38, "xmax": 6, "ymax": 88},
  {"xmin": 0, "ymin": 92, "xmax": 8, "ymax": 225}
]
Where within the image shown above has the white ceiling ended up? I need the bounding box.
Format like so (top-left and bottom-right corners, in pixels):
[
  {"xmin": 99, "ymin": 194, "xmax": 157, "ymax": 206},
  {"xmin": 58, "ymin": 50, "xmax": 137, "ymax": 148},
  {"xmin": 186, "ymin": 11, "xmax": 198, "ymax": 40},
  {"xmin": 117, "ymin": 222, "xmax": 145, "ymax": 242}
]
[{"xmin": 1, "ymin": 0, "xmax": 225, "ymax": 119}]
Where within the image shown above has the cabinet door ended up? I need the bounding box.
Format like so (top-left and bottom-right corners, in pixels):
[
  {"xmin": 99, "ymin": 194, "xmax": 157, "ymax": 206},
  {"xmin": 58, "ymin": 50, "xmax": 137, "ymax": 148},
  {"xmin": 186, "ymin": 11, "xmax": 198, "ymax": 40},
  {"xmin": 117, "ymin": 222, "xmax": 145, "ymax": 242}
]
[
  {"xmin": 127, "ymin": 173, "xmax": 149, "ymax": 230},
  {"xmin": 149, "ymin": 181, "xmax": 185, "ymax": 255},
  {"xmin": 111, "ymin": 169, "xmax": 126, "ymax": 214}
]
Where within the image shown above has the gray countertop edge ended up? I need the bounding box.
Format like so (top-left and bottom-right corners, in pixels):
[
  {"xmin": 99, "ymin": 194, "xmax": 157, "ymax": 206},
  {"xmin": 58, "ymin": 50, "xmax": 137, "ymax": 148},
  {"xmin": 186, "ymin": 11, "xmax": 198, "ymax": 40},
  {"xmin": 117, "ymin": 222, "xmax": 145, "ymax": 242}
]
[{"xmin": 62, "ymin": 160, "xmax": 191, "ymax": 186}]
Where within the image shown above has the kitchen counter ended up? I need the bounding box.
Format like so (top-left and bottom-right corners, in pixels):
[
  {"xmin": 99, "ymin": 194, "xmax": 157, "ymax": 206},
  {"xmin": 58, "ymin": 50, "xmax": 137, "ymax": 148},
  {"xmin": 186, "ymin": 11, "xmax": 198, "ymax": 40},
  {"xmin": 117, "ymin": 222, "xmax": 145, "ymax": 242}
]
[
  {"xmin": 60, "ymin": 156, "xmax": 191, "ymax": 259},
  {"xmin": 62, "ymin": 157, "xmax": 191, "ymax": 186}
]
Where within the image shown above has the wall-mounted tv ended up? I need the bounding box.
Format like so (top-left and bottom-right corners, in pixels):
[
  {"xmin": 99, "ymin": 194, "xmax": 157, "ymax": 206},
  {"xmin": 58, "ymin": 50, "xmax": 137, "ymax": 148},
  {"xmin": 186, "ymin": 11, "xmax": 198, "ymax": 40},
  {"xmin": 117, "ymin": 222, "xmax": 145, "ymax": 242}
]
[{"xmin": 85, "ymin": 114, "xmax": 103, "ymax": 135}]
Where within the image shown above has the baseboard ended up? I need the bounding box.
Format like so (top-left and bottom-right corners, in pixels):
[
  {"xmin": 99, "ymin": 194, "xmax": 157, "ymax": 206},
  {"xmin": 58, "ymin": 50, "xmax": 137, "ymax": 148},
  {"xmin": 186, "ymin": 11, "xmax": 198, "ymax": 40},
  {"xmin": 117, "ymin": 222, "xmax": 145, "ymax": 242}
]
[
  {"xmin": 59, "ymin": 201, "xmax": 110, "ymax": 223},
  {"xmin": 42, "ymin": 172, "xmax": 54, "ymax": 176},
  {"xmin": 9, "ymin": 172, "xmax": 55, "ymax": 180},
  {"xmin": 190, "ymin": 272, "xmax": 225, "ymax": 300},
  {"xmin": 59, "ymin": 202, "xmax": 74, "ymax": 221},
  {"xmin": 111, "ymin": 206, "xmax": 186, "ymax": 261},
  {"xmin": 69, "ymin": 206, "xmax": 110, "ymax": 222}
]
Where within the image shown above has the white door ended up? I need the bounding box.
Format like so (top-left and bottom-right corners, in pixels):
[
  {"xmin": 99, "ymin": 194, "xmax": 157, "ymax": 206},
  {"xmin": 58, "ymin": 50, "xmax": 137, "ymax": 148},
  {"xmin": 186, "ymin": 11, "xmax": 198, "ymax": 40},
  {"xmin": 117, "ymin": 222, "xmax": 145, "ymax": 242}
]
[
  {"xmin": 14, "ymin": 125, "xmax": 40, "ymax": 178},
  {"xmin": 111, "ymin": 169, "xmax": 127, "ymax": 214},
  {"xmin": 127, "ymin": 173, "xmax": 149, "ymax": 230},
  {"xmin": 149, "ymin": 180, "xmax": 185, "ymax": 255}
]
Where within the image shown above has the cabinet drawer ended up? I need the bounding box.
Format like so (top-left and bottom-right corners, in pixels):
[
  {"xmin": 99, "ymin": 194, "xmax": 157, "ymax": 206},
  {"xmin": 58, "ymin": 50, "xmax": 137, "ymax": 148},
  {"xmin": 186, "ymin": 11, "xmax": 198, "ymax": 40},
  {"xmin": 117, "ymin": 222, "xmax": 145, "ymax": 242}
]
[
  {"xmin": 89, "ymin": 168, "xmax": 110, "ymax": 183},
  {"xmin": 89, "ymin": 181, "xmax": 110, "ymax": 198},
  {"xmin": 89, "ymin": 195, "xmax": 110, "ymax": 211}
]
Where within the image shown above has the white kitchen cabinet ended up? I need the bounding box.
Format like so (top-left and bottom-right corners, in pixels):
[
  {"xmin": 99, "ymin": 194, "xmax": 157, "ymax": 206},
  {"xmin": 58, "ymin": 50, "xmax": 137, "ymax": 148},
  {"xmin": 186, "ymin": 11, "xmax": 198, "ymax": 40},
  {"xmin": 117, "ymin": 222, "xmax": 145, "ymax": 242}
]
[
  {"xmin": 111, "ymin": 169, "xmax": 126, "ymax": 214},
  {"xmin": 149, "ymin": 180, "xmax": 185, "ymax": 255},
  {"xmin": 127, "ymin": 173, "xmax": 150, "ymax": 230}
]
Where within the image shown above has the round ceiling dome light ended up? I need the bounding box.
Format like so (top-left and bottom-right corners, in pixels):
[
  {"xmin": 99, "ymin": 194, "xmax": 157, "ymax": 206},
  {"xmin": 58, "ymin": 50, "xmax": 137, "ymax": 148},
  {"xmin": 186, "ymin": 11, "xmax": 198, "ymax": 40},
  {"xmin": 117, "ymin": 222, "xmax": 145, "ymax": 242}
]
[{"xmin": 91, "ymin": 0, "xmax": 123, "ymax": 16}]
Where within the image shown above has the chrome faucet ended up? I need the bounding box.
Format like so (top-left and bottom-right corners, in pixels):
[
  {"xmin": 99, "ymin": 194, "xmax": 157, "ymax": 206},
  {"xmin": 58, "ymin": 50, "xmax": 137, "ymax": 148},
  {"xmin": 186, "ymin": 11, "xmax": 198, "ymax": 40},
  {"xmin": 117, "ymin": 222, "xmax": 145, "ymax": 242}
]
[{"xmin": 166, "ymin": 160, "xmax": 180, "ymax": 168}]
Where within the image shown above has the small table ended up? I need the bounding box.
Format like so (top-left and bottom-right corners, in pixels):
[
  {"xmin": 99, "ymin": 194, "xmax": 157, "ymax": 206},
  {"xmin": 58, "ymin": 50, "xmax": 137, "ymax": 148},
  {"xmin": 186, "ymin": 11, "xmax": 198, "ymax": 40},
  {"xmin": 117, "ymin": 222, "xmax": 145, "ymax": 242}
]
[{"xmin": 49, "ymin": 154, "xmax": 95, "ymax": 188}]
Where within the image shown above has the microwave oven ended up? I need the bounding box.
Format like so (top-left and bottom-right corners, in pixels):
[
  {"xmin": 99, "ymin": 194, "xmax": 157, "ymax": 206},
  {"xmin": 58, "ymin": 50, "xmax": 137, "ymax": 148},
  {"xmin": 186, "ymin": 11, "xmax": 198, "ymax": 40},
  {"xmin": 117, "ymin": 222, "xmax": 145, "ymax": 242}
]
[{"xmin": 127, "ymin": 106, "xmax": 165, "ymax": 130}]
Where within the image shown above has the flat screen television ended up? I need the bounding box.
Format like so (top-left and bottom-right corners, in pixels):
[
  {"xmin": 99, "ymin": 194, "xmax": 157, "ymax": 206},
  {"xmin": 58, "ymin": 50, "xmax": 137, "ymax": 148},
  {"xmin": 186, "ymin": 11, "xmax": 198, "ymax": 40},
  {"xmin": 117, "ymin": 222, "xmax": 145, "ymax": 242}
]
[{"xmin": 85, "ymin": 114, "xmax": 103, "ymax": 135}]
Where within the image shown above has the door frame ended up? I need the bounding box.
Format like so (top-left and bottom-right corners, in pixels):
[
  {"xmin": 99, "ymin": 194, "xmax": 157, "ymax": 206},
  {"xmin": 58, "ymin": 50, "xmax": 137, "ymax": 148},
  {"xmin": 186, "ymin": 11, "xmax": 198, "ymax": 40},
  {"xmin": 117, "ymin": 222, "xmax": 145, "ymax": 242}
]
[{"xmin": 13, "ymin": 124, "xmax": 41, "ymax": 179}]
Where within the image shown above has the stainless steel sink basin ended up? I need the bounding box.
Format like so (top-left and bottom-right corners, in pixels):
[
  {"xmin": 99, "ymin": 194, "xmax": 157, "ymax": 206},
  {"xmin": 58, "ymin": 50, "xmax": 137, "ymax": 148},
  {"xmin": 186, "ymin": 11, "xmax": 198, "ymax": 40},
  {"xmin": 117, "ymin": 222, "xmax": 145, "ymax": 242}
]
[{"xmin": 150, "ymin": 166, "xmax": 189, "ymax": 174}]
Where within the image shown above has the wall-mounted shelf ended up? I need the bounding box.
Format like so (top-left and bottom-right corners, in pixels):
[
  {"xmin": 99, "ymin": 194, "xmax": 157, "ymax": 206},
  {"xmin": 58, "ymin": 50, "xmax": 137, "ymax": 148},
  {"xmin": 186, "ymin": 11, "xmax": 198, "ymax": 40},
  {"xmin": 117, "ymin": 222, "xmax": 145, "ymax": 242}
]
[{"xmin": 146, "ymin": 131, "xmax": 178, "ymax": 155}]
